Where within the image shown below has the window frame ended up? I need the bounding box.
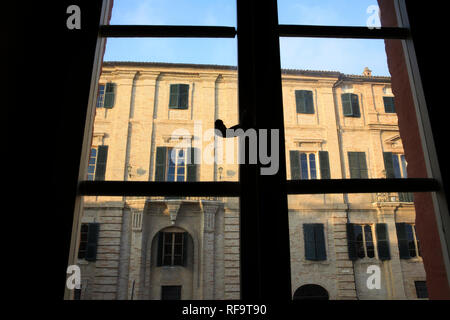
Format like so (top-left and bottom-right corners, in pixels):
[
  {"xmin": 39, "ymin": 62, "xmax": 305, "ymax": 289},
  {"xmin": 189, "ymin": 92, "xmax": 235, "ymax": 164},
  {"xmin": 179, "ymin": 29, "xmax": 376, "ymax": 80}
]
[{"xmin": 64, "ymin": 0, "xmax": 450, "ymax": 299}]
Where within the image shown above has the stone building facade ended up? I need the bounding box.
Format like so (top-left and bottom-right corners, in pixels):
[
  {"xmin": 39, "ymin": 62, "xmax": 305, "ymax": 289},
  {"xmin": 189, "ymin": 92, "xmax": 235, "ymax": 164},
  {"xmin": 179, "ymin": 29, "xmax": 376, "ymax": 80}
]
[{"xmin": 73, "ymin": 62, "xmax": 426, "ymax": 300}]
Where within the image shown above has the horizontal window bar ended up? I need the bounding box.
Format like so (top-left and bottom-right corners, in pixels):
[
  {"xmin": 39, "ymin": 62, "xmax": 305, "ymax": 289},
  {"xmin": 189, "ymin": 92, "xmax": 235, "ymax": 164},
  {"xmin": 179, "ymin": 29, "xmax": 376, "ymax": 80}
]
[
  {"xmin": 278, "ymin": 25, "xmax": 410, "ymax": 39},
  {"xmin": 99, "ymin": 25, "xmax": 237, "ymax": 38},
  {"xmin": 286, "ymin": 178, "xmax": 439, "ymax": 194},
  {"xmin": 78, "ymin": 178, "xmax": 439, "ymax": 196},
  {"xmin": 78, "ymin": 181, "xmax": 240, "ymax": 196}
]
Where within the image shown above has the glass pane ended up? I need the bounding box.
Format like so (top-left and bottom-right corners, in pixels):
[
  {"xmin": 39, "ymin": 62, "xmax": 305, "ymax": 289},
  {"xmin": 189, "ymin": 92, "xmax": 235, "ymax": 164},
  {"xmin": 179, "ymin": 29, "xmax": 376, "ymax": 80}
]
[
  {"xmin": 278, "ymin": 0, "xmax": 388, "ymax": 28},
  {"xmin": 68, "ymin": 196, "xmax": 240, "ymax": 300},
  {"xmin": 281, "ymin": 38, "xmax": 428, "ymax": 181},
  {"xmin": 288, "ymin": 193, "xmax": 429, "ymax": 300},
  {"xmin": 109, "ymin": 0, "xmax": 236, "ymax": 27},
  {"xmin": 85, "ymin": 38, "xmax": 238, "ymax": 182}
]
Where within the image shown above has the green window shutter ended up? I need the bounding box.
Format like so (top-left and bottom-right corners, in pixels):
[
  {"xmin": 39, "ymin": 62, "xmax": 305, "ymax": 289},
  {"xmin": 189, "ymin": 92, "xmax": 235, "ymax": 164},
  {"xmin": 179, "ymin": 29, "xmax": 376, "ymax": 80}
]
[
  {"xmin": 383, "ymin": 96, "xmax": 396, "ymax": 113},
  {"xmin": 169, "ymin": 84, "xmax": 179, "ymax": 108},
  {"xmin": 314, "ymin": 224, "xmax": 327, "ymax": 261},
  {"xmin": 396, "ymin": 223, "xmax": 411, "ymax": 259},
  {"xmin": 383, "ymin": 152, "xmax": 395, "ymax": 178},
  {"xmin": 351, "ymin": 93, "xmax": 360, "ymax": 117},
  {"xmin": 348, "ymin": 152, "xmax": 367, "ymax": 179},
  {"xmin": 178, "ymin": 84, "xmax": 189, "ymax": 109},
  {"xmin": 341, "ymin": 93, "xmax": 353, "ymax": 116},
  {"xmin": 155, "ymin": 147, "xmax": 167, "ymax": 181},
  {"xmin": 95, "ymin": 146, "xmax": 108, "ymax": 181},
  {"xmin": 295, "ymin": 90, "xmax": 306, "ymax": 113},
  {"xmin": 296, "ymin": 90, "xmax": 314, "ymax": 114},
  {"xmin": 157, "ymin": 232, "xmax": 164, "ymax": 266},
  {"xmin": 85, "ymin": 223, "xmax": 100, "ymax": 261},
  {"xmin": 182, "ymin": 232, "xmax": 189, "ymax": 267},
  {"xmin": 346, "ymin": 223, "xmax": 358, "ymax": 260},
  {"xmin": 303, "ymin": 224, "xmax": 316, "ymax": 260},
  {"xmin": 318, "ymin": 151, "xmax": 331, "ymax": 179},
  {"xmin": 376, "ymin": 223, "xmax": 391, "ymax": 260},
  {"xmin": 186, "ymin": 148, "xmax": 199, "ymax": 182},
  {"xmin": 290, "ymin": 151, "xmax": 301, "ymax": 180},
  {"xmin": 103, "ymin": 83, "xmax": 116, "ymax": 109}
]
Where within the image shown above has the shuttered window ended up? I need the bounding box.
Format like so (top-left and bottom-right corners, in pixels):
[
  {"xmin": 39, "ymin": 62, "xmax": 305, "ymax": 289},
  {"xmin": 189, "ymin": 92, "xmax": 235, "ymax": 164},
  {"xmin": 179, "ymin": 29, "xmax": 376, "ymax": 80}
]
[
  {"xmin": 414, "ymin": 281, "xmax": 428, "ymax": 299},
  {"xmin": 169, "ymin": 84, "xmax": 189, "ymax": 109},
  {"xmin": 396, "ymin": 223, "xmax": 420, "ymax": 259},
  {"xmin": 84, "ymin": 223, "xmax": 100, "ymax": 262},
  {"xmin": 290, "ymin": 151, "xmax": 329, "ymax": 180},
  {"xmin": 303, "ymin": 223, "xmax": 327, "ymax": 261},
  {"xmin": 348, "ymin": 152, "xmax": 368, "ymax": 179},
  {"xmin": 295, "ymin": 90, "xmax": 314, "ymax": 114},
  {"xmin": 77, "ymin": 223, "xmax": 89, "ymax": 259},
  {"xmin": 155, "ymin": 147, "xmax": 198, "ymax": 182},
  {"xmin": 96, "ymin": 84, "xmax": 105, "ymax": 108},
  {"xmin": 383, "ymin": 152, "xmax": 414, "ymax": 202},
  {"xmin": 341, "ymin": 93, "xmax": 360, "ymax": 117},
  {"xmin": 383, "ymin": 96, "xmax": 396, "ymax": 113},
  {"xmin": 346, "ymin": 224, "xmax": 378, "ymax": 260},
  {"xmin": 103, "ymin": 82, "xmax": 116, "ymax": 109},
  {"xmin": 375, "ymin": 223, "xmax": 391, "ymax": 260}
]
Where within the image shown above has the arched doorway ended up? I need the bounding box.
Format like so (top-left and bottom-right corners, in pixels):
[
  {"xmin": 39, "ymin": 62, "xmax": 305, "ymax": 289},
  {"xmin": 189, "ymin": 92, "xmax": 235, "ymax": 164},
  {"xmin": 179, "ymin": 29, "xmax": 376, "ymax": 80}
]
[{"xmin": 293, "ymin": 284, "xmax": 329, "ymax": 300}]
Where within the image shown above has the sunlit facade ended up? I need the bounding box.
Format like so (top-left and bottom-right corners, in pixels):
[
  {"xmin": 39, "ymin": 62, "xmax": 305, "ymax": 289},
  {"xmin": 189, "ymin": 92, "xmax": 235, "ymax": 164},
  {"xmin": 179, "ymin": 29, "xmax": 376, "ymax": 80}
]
[{"xmin": 75, "ymin": 62, "xmax": 426, "ymax": 300}]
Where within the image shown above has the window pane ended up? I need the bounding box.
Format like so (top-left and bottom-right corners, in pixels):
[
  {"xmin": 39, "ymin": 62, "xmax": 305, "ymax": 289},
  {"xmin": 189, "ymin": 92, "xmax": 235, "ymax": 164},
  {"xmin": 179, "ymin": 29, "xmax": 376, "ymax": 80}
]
[
  {"xmin": 278, "ymin": 0, "xmax": 388, "ymax": 28},
  {"xmin": 281, "ymin": 39, "xmax": 428, "ymax": 181},
  {"xmin": 288, "ymin": 193, "xmax": 429, "ymax": 300},
  {"xmin": 84, "ymin": 38, "xmax": 238, "ymax": 182},
  {"xmin": 70, "ymin": 196, "xmax": 240, "ymax": 300},
  {"xmin": 109, "ymin": 0, "xmax": 236, "ymax": 27}
]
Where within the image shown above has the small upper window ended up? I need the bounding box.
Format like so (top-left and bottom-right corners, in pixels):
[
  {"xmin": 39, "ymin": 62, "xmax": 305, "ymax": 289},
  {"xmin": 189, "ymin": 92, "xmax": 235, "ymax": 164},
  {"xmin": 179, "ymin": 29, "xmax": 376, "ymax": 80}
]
[
  {"xmin": 383, "ymin": 96, "xmax": 396, "ymax": 113},
  {"xmin": 295, "ymin": 90, "xmax": 314, "ymax": 114},
  {"xmin": 169, "ymin": 84, "xmax": 189, "ymax": 109},
  {"xmin": 96, "ymin": 84, "xmax": 105, "ymax": 108},
  {"xmin": 97, "ymin": 83, "xmax": 116, "ymax": 109},
  {"xmin": 290, "ymin": 151, "xmax": 330, "ymax": 180},
  {"xmin": 341, "ymin": 93, "xmax": 360, "ymax": 117}
]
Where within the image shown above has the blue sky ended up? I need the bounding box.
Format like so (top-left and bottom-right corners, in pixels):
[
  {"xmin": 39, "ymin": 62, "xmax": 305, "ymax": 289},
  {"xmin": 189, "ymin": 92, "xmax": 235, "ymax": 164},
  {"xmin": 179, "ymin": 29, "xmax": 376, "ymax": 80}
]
[{"xmin": 104, "ymin": 0, "xmax": 389, "ymax": 76}]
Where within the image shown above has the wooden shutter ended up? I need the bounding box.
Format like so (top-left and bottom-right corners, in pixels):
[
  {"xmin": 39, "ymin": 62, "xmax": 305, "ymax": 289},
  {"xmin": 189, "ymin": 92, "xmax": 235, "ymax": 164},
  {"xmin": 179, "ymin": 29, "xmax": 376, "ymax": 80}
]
[
  {"xmin": 186, "ymin": 148, "xmax": 199, "ymax": 181},
  {"xmin": 157, "ymin": 232, "xmax": 164, "ymax": 266},
  {"xmin": 169, "ymin": 84, "xmax": 179, "ymax": 108},
  {"xmin": 351, "ymin": 93, "xmax": 360, "ymax": 117},
  {"xmin": 179, "ymin": 84, "xmax": 189, "ymax": 109},
  {"xmin": 395, "ymin": 223, "xmax": 410, "ymax": 259},
  {"xmin": 303, "ymin": 224, "xmax": 316, "ymax": 260},
  {"xmin": 348, "ymin": 152, "xmax": 367, "ymax": 179},
  {"xmin": 383, "ymin": 152, "xmax": 395, "ymax": 178},
  {"xmin": 182, "ymin": 232, "xmax": 189, "ymax": 267},
  {"xmin": 341, "ymin": 93, "xmax": 353, "ymax": 116},
  {"xmin": 346, "ymin": 223, "xmax": 357, "ymax": 260},
  {"xmin": 358, "ymin": 152, "xmax": 368, "ymax": 178},
  {"xmin": 314, "ymin": 224, "xmax": 327, "ymax": 261},
  {"xmin": 155, "ymin": 147, "xmax": 167, "ymax": 181},
  {"xmin": 318, "ymin": 151, "xmax": 331, "ymax": 179},
  {"xmin": 295, "ymin": 90, "xmax": 306, "ymax": 113},
  {"xmin": 383, "ymin": 96, "xmax": 396, "ymax": 113},
  {"xmin": 376, "ymin": 223, "xmax": 391, "ymax": 260},
  {"xmin": 290, "ymin": 151, "xmax": 301, "ymax": 180},
  {"xmin": 305, "ymin": 91, "xmax": 314, "ymax": 114},
  {"xmin": 103, "ymin": 83, "xmax": 116, "ymax": 109},
  {"xmin": 85, "ymin": 223, "xmax": 100, "ymax": 261},
  {"xmin": 95, "ymin": 146, "xmax": 108, "ymax": 181}
]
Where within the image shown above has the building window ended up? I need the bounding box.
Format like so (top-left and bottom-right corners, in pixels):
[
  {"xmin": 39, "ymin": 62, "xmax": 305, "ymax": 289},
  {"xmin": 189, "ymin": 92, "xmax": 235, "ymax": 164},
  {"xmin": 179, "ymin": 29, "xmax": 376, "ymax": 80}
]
[
  {"xmin": 77, "ymin": 223, "xmax": 100, "ymax": 261},
  {"xmin": 161, "ymin": 286, "xmax": 182, "ymax": 300},
  {"xmin": 383, "ymin": 96, "xmax": 396, "ymax": 113},
  {"xmin": 303, "ymin": 224, "xmax": 327, "ymax": 261},
  {"xmin": 414, "ymin": 281, "xmax": 428, "ymax": 299},
  {"xmin": 347, "ymin": 223, "xmax": 391, "ymax": 261},
  {"xmin": 157, "ymin": 232, "xmax": 188, "ymax": 267},
  {"xmin": 290, "ymin": 151, "xmax": 330, "ymax": 180},
  {"xmin": 383, "ymin": 152, "xmax": 413, "ymax": 202},
  {"xmin": 74, "ymin": 285, "xmax": 82, "ymax": 300},
  {"xmin": 169, "ymin": 84, "xmax": 189, "ymax": 109},
  {"xmin": 96, "ymin": 84, "xmax": 105, "ymax": 108},
  {"xmin": 341, "ymin": 93, "xmax": 360, "ymax": 117},
  {"xmin": 155, "ymin": 147, "xmax": 198, "ymax": 182},
  {"xmin": 348, "ymin": 152, "xmax": 368, "ymax": 179},
  {"xmin": 88, "ymin": 146, "xmax": 108, "ymax": 181},
  {"xmin": 295, "ymin": 90, "xmax": 314, "ymax": 114},
  {"xmin": 396, "ymin": 223, "xmax": 421, "ymax": 259}
]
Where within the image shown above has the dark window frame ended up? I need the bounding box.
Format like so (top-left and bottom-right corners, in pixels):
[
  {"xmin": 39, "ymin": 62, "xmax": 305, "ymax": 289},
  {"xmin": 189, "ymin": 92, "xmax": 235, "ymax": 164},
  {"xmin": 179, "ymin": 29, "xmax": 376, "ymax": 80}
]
[{"xmin": 64, "ymin": 0, "xmax": 450, "ymax": 300}]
